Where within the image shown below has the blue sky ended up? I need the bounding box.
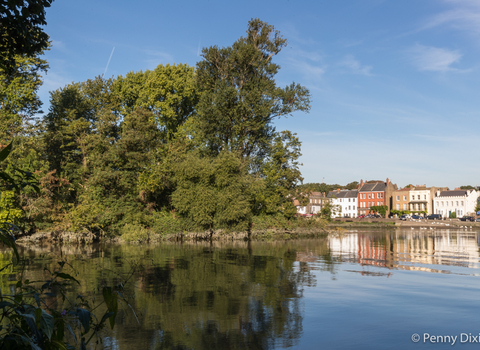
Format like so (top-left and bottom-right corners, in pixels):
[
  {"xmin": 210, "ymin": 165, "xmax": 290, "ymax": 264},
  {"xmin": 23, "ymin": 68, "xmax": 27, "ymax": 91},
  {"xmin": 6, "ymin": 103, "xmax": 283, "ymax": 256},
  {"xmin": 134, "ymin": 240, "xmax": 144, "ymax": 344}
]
[{"xmin": 38, "ymin": 0, "xmax": 480, "ymax": 189}]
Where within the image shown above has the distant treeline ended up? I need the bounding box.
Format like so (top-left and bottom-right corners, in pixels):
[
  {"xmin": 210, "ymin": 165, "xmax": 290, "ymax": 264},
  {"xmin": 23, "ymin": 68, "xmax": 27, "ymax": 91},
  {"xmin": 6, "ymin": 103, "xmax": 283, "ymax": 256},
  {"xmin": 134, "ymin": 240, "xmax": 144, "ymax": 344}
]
[{"xmin": 298, "ymin": 182, "xmax": 360, "ymax": 194}]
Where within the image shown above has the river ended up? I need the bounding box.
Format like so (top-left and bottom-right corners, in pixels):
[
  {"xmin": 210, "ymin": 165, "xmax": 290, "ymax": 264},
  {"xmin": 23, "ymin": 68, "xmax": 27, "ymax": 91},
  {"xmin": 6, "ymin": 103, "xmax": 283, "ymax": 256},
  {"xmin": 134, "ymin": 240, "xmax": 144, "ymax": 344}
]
[{"xmin": 2, "ymin": 228, "xmax": 480, "ymax": 349}]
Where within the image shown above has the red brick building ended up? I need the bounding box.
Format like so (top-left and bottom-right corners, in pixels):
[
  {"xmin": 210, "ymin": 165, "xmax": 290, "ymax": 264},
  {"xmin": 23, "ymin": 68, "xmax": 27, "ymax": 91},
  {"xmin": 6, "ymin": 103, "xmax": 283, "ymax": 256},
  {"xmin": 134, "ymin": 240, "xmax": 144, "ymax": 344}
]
[{"xmin": 357, "ymin": 178, "xmax": 397, "ymax": 216}]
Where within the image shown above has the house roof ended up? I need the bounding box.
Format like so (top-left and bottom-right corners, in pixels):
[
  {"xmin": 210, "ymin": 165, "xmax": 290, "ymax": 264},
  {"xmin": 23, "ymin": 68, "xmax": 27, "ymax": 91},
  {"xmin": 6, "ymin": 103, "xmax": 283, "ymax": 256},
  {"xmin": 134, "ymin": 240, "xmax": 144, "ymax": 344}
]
[
  {"xmin": 438, "ymin": 190, "xmax": 469, "ymax": 197},
  {"xmin": 327, "ymin": 190, "xmax": 358, "ymax": 199},
  {"xmin": 359, "ymin": 182, "xmax": 386, "ymax": 192}
]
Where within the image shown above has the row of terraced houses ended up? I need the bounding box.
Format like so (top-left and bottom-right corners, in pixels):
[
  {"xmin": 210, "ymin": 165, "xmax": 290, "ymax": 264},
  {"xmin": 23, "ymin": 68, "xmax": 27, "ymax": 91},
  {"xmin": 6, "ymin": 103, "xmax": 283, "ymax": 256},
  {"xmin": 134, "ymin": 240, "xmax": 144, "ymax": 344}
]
[{"xmin": 295, "ymin": 178, "xmax": 480, "ymax": 218}]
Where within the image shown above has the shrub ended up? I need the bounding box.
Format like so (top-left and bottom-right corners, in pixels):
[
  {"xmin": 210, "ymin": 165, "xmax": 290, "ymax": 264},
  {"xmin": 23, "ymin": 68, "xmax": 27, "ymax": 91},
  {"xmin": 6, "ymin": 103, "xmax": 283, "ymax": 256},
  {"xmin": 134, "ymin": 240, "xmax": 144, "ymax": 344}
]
[{"xmin": 120, "ymin": 223, "xmax": 150, "ymax": 242}]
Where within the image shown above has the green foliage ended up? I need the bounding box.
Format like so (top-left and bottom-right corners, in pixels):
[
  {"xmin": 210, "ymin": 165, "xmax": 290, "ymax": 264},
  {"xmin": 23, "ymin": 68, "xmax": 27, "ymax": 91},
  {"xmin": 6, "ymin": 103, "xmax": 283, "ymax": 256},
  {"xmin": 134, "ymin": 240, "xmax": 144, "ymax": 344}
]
[
  {"xmin": 318, "ymin": 201, "xmax": 340, "ymax": 221},
  {"xmin": 460, "ymin": 185, "xmax": 474, "ymax": 190},
  {"xmin": 258, "ymin": 131, "xmax": 304, "ymax": 218},
  {"xmin": 172, "ymin": 151, "xmax": 257, "ymax": 233},
  {"xmin": 0, "ymin": 0, "xmax": 53, "ymax": 75},
  {"xmin": 450, "ymin": 212, "xmax": 457, "ymax": 218},
  {"xmin": 299, "ymin": 183, "xmax": 343, "ymax": 194},
  {"xmin": 370, "ymin": 205, "xmax": 388, "ymax": 217},
  {"xmin": 120, "ymin": 223, "xmax": 150, "ymax": 242},
  {"xmin": 195, "ymin": 18, "xmax": 310, "ymax": 161},
  {"xmin": 0, "ymin": 190, "xmax": 22, "ymax": 225},
  {"xmin": 0, "ymin": 55, "xmax": 48, "ymax": 141}
]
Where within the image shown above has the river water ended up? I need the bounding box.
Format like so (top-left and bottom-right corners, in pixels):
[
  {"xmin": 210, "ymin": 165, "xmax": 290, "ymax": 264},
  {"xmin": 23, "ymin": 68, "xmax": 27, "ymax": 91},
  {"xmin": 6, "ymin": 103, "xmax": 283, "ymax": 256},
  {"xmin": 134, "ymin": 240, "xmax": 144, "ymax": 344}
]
[{"xmin": 3, "ymin": 228, "xmax": 480, "ymax": 349}]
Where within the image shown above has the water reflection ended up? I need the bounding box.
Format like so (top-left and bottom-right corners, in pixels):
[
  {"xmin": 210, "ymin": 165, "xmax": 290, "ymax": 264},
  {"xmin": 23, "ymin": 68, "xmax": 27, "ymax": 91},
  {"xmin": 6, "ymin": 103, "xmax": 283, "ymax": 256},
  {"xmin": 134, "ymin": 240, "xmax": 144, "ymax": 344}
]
[
  {"xmin": 1, "ymin": 230, "xmax": 480, "ymax": 349},
  {"xmin": 328, "ymin": 229, "xmax": 480, "ymax": 274}
]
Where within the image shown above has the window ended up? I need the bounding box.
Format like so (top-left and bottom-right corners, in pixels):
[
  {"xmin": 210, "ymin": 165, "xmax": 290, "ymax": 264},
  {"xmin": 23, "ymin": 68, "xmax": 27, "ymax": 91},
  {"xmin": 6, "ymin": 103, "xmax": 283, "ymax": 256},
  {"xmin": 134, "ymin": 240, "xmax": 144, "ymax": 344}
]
[
  {"xmin": 396, "ymin": 204, "xmax": 400, "ymax": 210},
  {"xmin": 461, "ymin": 201, "xmax": 464, "ymax": 206},
  {"xmin": 442, "ymin": 201, "xmax": 444, "ymax": 206},
  {"xmin": 380, "ymin": 193, "xmax": 383, "ymax": 199},
  {"xmin": 424, "ymin": 195, "xmax": 427, "ymax": 200},
  {"xmin": 396, "ymin": 195, "xmax": 400, "ymax": 201},
  {"xmin": 403, "ymin": 195, "xmax": 406, "ymax": 201},
  {"xmin": 348, "ymin": 198, "xmax": 351, "ymax": 202},
  {"xmin": 348, "ymin": 206, "xmax": 351, "ymax": 210},
  {"xmin": 412, "ymin": 195, "xmax": 415, "ymax": 200},
  {"xmin": 353, "ymin": 206, "xmax": 355, "ymax": 210},
  {"xmin": 310, "ymin": 199, "xmax": 312, "ymax": 203},
  {"xmin": 368, "ymin": 202, "xmax": 371, "ymax": 207},
  {"xmin": 403, "ymin": 204, "xmax": 407, "ymax": 210},
  {"xmin": 368, "ymin": 193, "xmax": 371, "ymax": 199},
  {"xmin": 456, "ymin": 201, "xmax": 458, "ymax": 206},
  {"xmin": 436, "ymin": 201, "xmax": 439, "ymax": 207},
  {"xmin": 417, "ymin": 195, "xmax": 420, "ymax": 200}
]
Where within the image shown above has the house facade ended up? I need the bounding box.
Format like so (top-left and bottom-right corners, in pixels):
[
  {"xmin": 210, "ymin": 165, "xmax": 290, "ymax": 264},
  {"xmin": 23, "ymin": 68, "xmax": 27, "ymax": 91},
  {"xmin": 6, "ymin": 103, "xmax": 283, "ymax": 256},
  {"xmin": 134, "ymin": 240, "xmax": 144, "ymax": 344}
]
[
  {"xmin": 357, "ymin": 178, "xmax": 397, "ymax": 216},
  {"xmin": 327, "ymin": 189, "xmax": 358, "ymax": 218},
  {"xmin": 295, "ymin": 192, "xmax": 328, "ymax": 215},
  {"xmin": 392, "ymin": 187, "xmax": 411, "ymax": 212},
  {"xmin": 408, "ymin": 186, "xmax": 449, "ymax": 215},
  {"xmin": 433, "ymin": 189, "xmax": 479, "ymax": 218}
]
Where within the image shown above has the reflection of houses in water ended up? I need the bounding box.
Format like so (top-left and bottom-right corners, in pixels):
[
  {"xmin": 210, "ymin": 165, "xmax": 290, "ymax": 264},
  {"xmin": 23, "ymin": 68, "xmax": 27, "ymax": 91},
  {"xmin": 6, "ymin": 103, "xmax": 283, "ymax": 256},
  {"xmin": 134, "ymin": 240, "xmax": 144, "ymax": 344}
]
[{"xmin": 328, "ymin": 231, "xmax": 480, "ymax": 272}]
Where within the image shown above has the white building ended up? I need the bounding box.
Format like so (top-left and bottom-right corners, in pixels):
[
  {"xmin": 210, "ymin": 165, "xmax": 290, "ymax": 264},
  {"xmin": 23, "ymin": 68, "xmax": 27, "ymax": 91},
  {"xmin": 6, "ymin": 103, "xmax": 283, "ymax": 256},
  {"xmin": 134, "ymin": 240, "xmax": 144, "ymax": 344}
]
[
  {"xmin": 434, "ymin": 189, "xmax": 479, "ymax": 218},
  {"xmin": 327, "ymin": 189, "xmax": 358, "ymax": 218}
]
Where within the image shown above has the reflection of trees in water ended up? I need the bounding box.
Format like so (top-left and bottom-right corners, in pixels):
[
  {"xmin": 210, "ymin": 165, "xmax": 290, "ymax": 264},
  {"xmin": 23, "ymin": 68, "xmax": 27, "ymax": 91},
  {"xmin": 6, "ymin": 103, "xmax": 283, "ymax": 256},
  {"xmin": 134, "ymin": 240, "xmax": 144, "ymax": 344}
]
[
  {"xmin": 129, "ymin": 242, "xmax": 315, "ymax": 349},
  {"xmin": 0, "ymin": 239, "xmax": 331, "ymax": 350}
]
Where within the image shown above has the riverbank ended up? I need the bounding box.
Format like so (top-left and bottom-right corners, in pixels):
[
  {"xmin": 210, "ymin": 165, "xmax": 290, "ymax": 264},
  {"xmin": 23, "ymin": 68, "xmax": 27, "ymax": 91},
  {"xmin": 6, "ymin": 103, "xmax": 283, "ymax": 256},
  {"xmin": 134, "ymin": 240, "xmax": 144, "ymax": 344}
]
[
  {"xmin": 327, "ymin": 217, "xmax": 479, "ymax": 229},
  {"xmin": 15, "ymin": 219, "xmax": 333, "ymax": 244},
  {"xmin": 16, "ymin": 217, "xmax": 479, "ymax": 245}
]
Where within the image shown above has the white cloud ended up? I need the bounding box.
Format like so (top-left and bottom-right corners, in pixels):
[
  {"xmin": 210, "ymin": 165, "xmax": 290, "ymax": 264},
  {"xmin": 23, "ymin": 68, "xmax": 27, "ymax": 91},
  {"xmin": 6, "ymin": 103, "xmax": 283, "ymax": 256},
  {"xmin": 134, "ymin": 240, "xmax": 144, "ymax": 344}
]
[
  {"xmin": 338, "ymin": 55, "xmax": 372, "ymax": 75},
  {"xmin": 407, "ymin": 44, "xmax": 462, "ymax": 72},
  {"xmin": 422, "ymin": 0, "xmax": 480, "ymax": 36}
]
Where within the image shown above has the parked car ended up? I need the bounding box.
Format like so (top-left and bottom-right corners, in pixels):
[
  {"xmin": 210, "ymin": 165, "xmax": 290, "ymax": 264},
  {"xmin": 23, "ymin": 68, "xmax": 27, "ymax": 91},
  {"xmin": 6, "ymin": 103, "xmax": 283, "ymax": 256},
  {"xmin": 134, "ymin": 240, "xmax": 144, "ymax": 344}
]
[
  {"xmin": 476, "ymin": 218, "xmax": 480, "ymax": 222},
  {"xmin": 411, "ymin": 215, "xmax": 423, "ymax": 220},
  {"xmin": 426, "ymin": 214, "xmax": 442, "ymax": 220},
  {"xmin": 459, "ymin": 216, "xmax": 475, "ymax": 222},
  {"xmin": 399, "ymin": 215, "xmax": 408, "ymax": 221}
]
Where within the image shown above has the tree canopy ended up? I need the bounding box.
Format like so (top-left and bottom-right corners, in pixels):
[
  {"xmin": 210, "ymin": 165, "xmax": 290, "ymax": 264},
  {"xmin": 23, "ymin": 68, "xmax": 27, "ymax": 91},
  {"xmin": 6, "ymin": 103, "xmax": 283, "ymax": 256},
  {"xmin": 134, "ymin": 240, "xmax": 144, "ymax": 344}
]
[{"xmin": 0, "ymin": 0, "xmax": 53, "ymax": 75}]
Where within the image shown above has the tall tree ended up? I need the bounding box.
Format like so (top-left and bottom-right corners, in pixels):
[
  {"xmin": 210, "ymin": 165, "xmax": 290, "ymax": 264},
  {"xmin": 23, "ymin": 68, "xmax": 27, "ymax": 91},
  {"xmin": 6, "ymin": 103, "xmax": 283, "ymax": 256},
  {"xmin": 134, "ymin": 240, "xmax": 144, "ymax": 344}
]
[
  {"xmin": 112, "ymin": 63, "xmax": 197, "ymax": 140},
  {"xmin": 0, "ymin": 0, "xmax": 53, "ymax": 75},
  {"xmin": 0, "ymin": 54, "xmax": 48, "ymax": 142},
  {"xmin": 195, "ymin": 18, "xmax": 310, "ymax": 162}
]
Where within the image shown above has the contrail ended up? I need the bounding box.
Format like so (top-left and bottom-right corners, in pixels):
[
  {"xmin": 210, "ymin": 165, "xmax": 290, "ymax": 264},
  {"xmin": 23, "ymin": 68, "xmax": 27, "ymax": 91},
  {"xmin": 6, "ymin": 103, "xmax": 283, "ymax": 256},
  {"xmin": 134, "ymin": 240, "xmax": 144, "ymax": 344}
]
[{"xmin": 103, "ymin": 46, "xmax": 115, "ymax": 77}]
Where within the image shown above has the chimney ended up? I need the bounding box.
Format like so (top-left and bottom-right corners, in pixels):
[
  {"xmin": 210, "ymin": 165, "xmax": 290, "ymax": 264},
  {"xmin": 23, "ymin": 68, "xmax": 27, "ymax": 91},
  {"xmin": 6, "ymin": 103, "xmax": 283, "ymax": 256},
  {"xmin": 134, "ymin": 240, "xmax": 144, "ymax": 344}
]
[
  {"xmin": 386, "ymin": 178, "xmax": 389, "ymax": 185},
  {"xmin": 337, "ymin": 188, "xmax": 340, "ymax": 193},
  {"xmin": 360, "ymin": 179, "xmax": 364, "ymax": 186}
]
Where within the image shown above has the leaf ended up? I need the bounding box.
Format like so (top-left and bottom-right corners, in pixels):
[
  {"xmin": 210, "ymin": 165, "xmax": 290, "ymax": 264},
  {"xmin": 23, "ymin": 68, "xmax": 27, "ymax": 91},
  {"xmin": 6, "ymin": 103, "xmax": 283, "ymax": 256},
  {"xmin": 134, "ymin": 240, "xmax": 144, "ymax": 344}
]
[
  {"xmin": 35, "ymin": 307, "xmax": 42, "ymax": 329},
  {"xmin": 51, "ymin": 340, "xmax": 68, "ymax": 350},
  {"xmin": 102, "ymin": 287, "xmax": 118, "ymax": 329},
  {"xmin": 0, "ymin": 142, "xmax": 13, "ymax": 163},
  {"xmin": 76, "ymin": 308, "xmax": 91, "ymax": 333},
  {"xmin": 65, "ymin": 322, "xmax": 77, "ymax": 343},
  {"xmin": 81, "ymin": 337, "xmax": 87, "ymax": 350},
  {"xmin": 40, "ymin": 309, "xmax": 55, "ymax": 341},
  {"xmin": 0, "ymin": 301, "xmax": 13, "ymax": 308},
  {"xmin": 54, "ymin": 272, "xmax": 80, "ymax": 285}
]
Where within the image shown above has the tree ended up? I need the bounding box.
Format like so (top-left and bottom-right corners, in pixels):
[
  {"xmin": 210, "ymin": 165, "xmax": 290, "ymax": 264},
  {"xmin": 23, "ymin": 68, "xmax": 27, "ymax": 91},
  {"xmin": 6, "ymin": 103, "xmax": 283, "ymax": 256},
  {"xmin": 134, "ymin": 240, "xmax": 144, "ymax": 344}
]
[
  {"xmin": 112, "ymin": 64, "xmax": 198, "ymax": 140},
  {"xmin": 194, "ymin": 18, "xmax": 310, "ymax": 162},
  {"xmin": 257, "ymin": 131, "xmax": 304, "ymax": 218},
  {"xmin": 172, "ymin": 151, "xmax": 258, "ymax": 235},
  {"xmin": 345, "ymin": 181, "xmax": 359, "ymax": 190},
  {"xmin": 370, "ymin": 205, "xmax": 388, "ymax": 217},
  {"xmin": 0, "ymin": 0, "xmax": 53, "ymax": 75},
  {"xmin": 0, "ymin": 54, "xmax": 48, "ymax": 142}
]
